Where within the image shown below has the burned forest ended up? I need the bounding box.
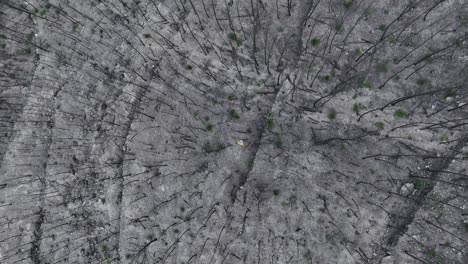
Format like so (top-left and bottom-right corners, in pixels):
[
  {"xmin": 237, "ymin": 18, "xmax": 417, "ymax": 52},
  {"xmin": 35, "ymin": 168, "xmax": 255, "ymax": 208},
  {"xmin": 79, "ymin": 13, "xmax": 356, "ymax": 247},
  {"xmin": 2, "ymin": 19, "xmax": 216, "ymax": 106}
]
[{"xmin": 0, "ymin": 0, "xmax": 468, "ymax": 263}]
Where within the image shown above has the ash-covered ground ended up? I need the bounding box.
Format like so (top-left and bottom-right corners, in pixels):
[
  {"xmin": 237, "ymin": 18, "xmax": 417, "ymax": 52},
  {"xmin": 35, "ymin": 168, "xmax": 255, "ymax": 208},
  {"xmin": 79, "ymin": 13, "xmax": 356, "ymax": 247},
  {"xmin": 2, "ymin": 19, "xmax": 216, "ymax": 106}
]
[{"xmin": 0, "ymin": 0, "xmax": 467, "ymax": 263}]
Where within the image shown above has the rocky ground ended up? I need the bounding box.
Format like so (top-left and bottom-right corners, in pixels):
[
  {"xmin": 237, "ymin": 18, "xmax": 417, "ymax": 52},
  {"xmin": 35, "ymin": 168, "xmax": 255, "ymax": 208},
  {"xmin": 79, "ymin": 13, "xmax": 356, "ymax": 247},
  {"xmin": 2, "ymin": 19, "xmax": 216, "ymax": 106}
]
[{"xmin": 0, "ymin": 0, "xmax": 467, "ymax": 263}]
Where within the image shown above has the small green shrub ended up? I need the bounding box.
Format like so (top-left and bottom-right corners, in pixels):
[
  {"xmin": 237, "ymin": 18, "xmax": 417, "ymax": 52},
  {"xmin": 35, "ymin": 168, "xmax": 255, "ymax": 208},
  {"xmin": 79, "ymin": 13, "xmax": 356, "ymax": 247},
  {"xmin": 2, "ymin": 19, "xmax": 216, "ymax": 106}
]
[
  {"xmin": 426, "ymin": 248, "xmax": 436, "ymax": 257},
  {"xmin": 72, "ymin": 24, "xmax": 78, "ymax": 32},
  {"xmin": 377, "ymin": 63, "xmax": 388, "ymax": 73},
  {"xmin": 266, "ymin": 119, "xmax": 274, "ymax": 129},
  {"xmin": 143, "ymin": 33, "xmax": 151, "ymax": 38},
  {"xmin": 324, "ymin": 75, "xmax": 330, "ymax": 81},
  {"xmin": 328, "ymin": 111, "xmax": 337, "ymax": 120},
  {"xmin": 227, "ymin": 94, "xmax": 235, "ymax": 100},
  {"xmin": 354, "ymin": 48, "xmax": 362, "ymax": 55},
  {"xmin": 311, "ymin": 38, "xmax": 319, "ymax": 46},
  {"xmin": 344, "ymin": 2, "xmax": 352, "ymax": 8},
  {"xmin": 274, "ymin": 140, "xmax": 283, "ymax": 148},
  {"xmin": 335, "ymin": 24, "xmax": 343, "ymax": 32},
  {"xmin": 353, "ymin": 103, "xmax": 360, "ymax": 112},
  {"xmin": 443, "ymin": 91, "xmax": 455, "ymax": 99},
  {"xmin": 206, "ymin": 124, "xmax": 213, "ymax": 131},
  {"xmin": 272, "ymin": 189, "xmax": 280, "ymax": 196},
  {"xmin": 414, "ymin": 179, "xmax": 428, "ymax": 189},
  {"xmin": 440, "ymin": 135, "xmax": 448, "ymax": 142},
  {"xmin": 229, "ymin": 109, "xmax": 239, "ymax": 119},
  {"xmin": 375, "ymin": 122, "xmax": 385, "ymax": 129},
  {"xmin": 394, "ymin": 109, "xmax": 407, "ymax": 118},
  {"xmin": 416, "ymin": 78, "xmax": 425, "ymax": 85},
  {"xmin": 228, "ymin": 32, "xmax": 243, "ymax": 45},
  {"xmin": 377, "ymin": 24, "xmax": 387, "ymax": 31}
]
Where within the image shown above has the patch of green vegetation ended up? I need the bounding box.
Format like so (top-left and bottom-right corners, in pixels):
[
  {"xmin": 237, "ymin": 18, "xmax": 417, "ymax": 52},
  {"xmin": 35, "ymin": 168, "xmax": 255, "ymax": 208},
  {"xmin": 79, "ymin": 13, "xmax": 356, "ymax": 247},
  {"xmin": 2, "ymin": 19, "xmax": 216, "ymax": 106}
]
[
  {"xmin": 193, "ymin": 111, "xmax": 199, "ymax": 117},
  {"xmin": 394, "ymin": 75, "xmax": 401, "ymax": 81},
  {"xmin": 0, "ymin": 44, "xmax": 6, "ymax": 49},
  {"xmin": 383, "ymin": 10, "xmax": 390, "ymax": 15},
  {"xmin": 290, "ymin": 194, "xmax": 297, "ymax": 200},
  {"xmin": 72, "ymin": 24, "xmax": 78, "ymax": 32},
  {"xmin": 443, "ymin": 91, "xmax": 455, "ymax": 99},
  {"xmin": 339, "ymin": 144, "xmax": 346, "ymax": 151},
  {"xmin": 375, "ymin": 122, "xmax": 385, "ymax": 129},
  {"xmin": 464, "ymin": 223, "xmax": 468, "ymax": 233},
  {"xmin": 213, "ymin": 99, "xmax": 219, "ymax": 105},
  {"xmin": 326, "ymin": 234, "xmax": 335, "ymax": 241},
  {"xmin": 275, "ymin": 140, "xmax": 283, "ymax": 148},
  {"xmin": 340, "ymin": 238, "xmax": 349, "ymax": 245},
  {"xmin": 186, "ymin": 65, "xmax": 192, "ymax": 70},
  {"xmin": 213, "ymin": 143, "xmax": 225, "ymax": 152},
  {"xmin": 377, "ymin": 24, "xmax": 386, "ymax": 31},
  {"xmin": 0, "ymin": 34, "xmax": 6, "ymax": 39},
  {"xmin": 255, "ymin": 81, "xmax": 261, "ymax": 87},
  {"xmin": 276, "ymin": 26, "xmax": 284, "ymax": 32},
  {"xmin": 227, "ymin": 94, "xmax": 235, "ymax": 100},
  {"xmin": 377, "ymin": 63, "xmax": 388, "ymax": 73},
  {"xmin": 180, "ymin": 207, "xmax": 185, "ymax": 212},
  {"xmin": 392, "ymin": 56, "xmax": 399, "ymax": 64},
  {"xmin": 247, "ymin": 160, "xmax": 253, "ymax": 168},
  {"xmin": 414, "ymin": 179, "xmax": 428, "ymax": 189},
  {"xmin": 204, "ymin": 116, "xmax": 209, "ymax": 121},
  {"xmin": 26, "ymin": 33, "xmax": 33, "ymax": 41},
  {"xmin": 335, "ymin": 24, "xmax": 343, "ymax": 32},
  {"xmin": 266, "ymin": 119, "xmax": 274, "ymax": 129},
  {"xmin": 272, "ymin": 189, "xmax": 280, "ymax": 196},
  {"xmin": 426, "ymin": 248, "xmax": 436, "ymax": 257},
  {"xmin": 354, "ymin": 48, "xmax": 362, "ymax": 55},
  {"xmin": 440, "ymin": 135, "xmax": 448, "ymax": 142},
  {"xmin": 153, "ymin": 170, "xmax": 161, "ymax": 177},
  {"xmin": 353, "ymin": 103, "xmax": 360, "ymax": 112},
  {"xmin": 459, "ymin": 16, "xmax": 467, "ymax": 24},
  {"xmin": 229, "ymin": 109, "xmax": 240, "ymax": 119},
  {"xmin": 18, "ymin": 4, "xmax": 27, "ymax": 14},
  {"xmin": 357, "ymin": 76, "xmax": 372, "ymax": 88},
  {"xmin": 25, "ymin": 48, "xmax": 32, "ymax": 54},
  {"xmin": 206, "ymin": 124, "xmax": 213, "ymax": 132},
  {"xmin": 416, "ymin": 78, "xmax": 425, "ymax": 85},
  {"xmin": 311, "ymin": 38, "xmax": 319, "ymax": 46},
  {"xmin": 323, "ymin": 75, "xmax": 330, "ymax": 81},
  {"xmin": 364, "ymin": 9, "xmax": 373, "ymax": 15},
  {"xmin": 344, "ymin": 2, "xmax": 352, "ymax": 9},
  {"xmin": 228, "ymin": 32, "xmax": 243, "ymax": 45},
  {"xmin": 394, "ymin": 109, "xmax": 407, "ymax": 118},
  {"xmin": 143, "ymin": 33, "xmax": 151, "ymax": 38},
  {"xmin": 319, "ymin": 207, "xmax": 327, "ymax": 213},
  {"xmin": 174, "ymin": 228, "xmax": 180, "ymax": 233},
  {"xmin": 328, "ymin": 111, "xmax": 337, "ymax": 120}
]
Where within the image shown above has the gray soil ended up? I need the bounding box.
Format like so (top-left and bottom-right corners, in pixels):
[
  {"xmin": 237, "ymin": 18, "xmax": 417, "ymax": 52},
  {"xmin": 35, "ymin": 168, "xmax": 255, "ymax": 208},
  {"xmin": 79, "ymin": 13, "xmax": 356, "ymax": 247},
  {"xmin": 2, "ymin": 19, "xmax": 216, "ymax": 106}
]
[{"xmin": 0, "ymin": 0, "xmax": 467, "ymax": 263}]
